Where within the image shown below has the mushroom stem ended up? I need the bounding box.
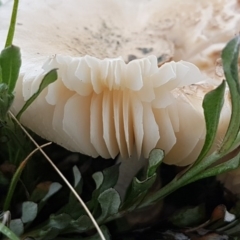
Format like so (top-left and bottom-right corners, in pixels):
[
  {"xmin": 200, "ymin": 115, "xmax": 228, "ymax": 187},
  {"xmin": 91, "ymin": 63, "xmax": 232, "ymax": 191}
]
[{"xmin": 115, "ymin": 150, "xmax": 147, "ymax": 199}]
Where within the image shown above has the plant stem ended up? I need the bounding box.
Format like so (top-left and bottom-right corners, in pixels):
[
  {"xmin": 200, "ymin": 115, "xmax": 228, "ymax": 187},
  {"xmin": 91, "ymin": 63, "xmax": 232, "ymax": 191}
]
[
  {"xmin": 139, "ymin": 152, "xmax": 221, "ymax": 208},
  {"xmin": 5, "ymin": 0, "xmax": 19, "ymax": 47}
]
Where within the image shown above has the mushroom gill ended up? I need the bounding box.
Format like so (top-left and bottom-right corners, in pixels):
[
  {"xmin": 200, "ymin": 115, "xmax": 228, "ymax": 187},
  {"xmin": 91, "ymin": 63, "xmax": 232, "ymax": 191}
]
[
  {"xmin": 0, "ymin": 0, "xmax": 239, "ymax": 167},
  {"xmin": 13, "ymin": 54, "xmax": 209, "ymax": 164}
]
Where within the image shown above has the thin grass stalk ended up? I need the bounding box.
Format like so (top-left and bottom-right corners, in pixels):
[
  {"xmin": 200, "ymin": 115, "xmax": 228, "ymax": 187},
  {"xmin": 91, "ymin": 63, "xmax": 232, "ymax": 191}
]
[
  {"xmin": 3, "ymin": 142, "xmax": 52, "ymax": 211},
  {"xmin": 5, "ymin": 0, "xmax": 19, "ymax": 47},
  {"xmin": 9, "ymin": 111, "xmax": 106, "ymax": 240}
]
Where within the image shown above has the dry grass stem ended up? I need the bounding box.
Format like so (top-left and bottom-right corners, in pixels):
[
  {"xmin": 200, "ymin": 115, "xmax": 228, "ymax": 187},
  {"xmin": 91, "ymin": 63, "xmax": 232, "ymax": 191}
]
[{"xmin": 9, "ymin": 111, "xmax": 106, "ymax": 240}]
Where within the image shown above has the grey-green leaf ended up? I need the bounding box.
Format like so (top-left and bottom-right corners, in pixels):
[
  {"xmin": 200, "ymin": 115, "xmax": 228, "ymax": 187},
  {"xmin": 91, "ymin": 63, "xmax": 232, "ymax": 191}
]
[
  {"xmin": 0, "ymin": 45, "xmax": 21, "ymax": 93},
  {"xmin": 21, "ymin": 201, "xmax": 38, "ymax": 223},
  {"xmin": 147, "ymin": 149, "xmax": 164, "ymax": 177},
  {"xmin": 73, "ymin": 165, "xmax": 82, "ymax": 188},
  {"xmin": 16, "ymin": 68, "xmax": 58, "ymax": 120},
  {"xmin": 98, "ymin": 188, "xmax": 121, "ymax": 222},
  {"xmin": 42, "ymin": 182, "xmax": 62, "ymax": 202},
  {"xmin": 9, "ymin": 219, "xmax": 24, "ymax": 236},
  {"xmin": 92, "ymin": 172, "xmax": 104, "ymax": 190},
  {"xmin": 71, "ymin": 215, "xmax": 93, "ymax": 231}
]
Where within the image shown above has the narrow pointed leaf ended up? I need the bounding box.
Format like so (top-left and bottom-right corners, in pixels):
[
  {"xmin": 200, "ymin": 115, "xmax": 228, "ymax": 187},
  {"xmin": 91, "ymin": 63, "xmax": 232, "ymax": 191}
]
[
  {"xmin": 16, "ymin": 68, "xmax": 58, "ymax": 120},
  {"xmin": 220, "ymin": 36, "xmax": 240, "ymax": 152},
  {"xmin": 189, "ymin": 152, "xmax": 240, "ymax": 183},
  {"xmin": 194, "ymin": 80, "xmax": 226, "ymax": 164}
]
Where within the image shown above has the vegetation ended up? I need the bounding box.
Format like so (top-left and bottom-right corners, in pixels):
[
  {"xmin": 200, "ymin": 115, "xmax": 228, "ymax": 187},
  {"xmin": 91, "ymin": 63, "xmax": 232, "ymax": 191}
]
[{"xmin": 1, "ymin": 1, "xmax": 240, "ymax": 239}]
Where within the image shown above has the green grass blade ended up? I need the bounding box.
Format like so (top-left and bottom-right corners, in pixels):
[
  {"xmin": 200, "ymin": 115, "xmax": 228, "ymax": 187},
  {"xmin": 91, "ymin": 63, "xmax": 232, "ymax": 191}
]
[
  {"xmin": 3, "ymin": 143, "xmax": 51, "ymax": 211},
  {"xmin": 0, "ymin": 223, "xmax": 20, "ymax": 240},
  {"xmin": 16, "ymin": 69, "xmax": 58, "ymax": 120},
  {"xmin": 194, "ymin": 80, "xmax": 226, "ymax": 165},
  {"xmin": 0, "ymin": 65, "xmax": 2, "ymax": 83},
  {"xmin": 220, "ymin": 36, "xmax": 240, "ymax": 153},
  {"xmin": 5, "ymin": 0, "xmax": 19, "ymax": 47},
  {"xmin": 0, "ymin": 45, "xmax": 21, "ymax": 93}
]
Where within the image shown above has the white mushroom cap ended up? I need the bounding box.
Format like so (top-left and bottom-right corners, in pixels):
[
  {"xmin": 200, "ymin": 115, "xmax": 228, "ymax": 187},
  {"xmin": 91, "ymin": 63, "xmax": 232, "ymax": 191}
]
[{"xmin": 0, "ymin": 0, "xmax": 238, "ymax": 166}]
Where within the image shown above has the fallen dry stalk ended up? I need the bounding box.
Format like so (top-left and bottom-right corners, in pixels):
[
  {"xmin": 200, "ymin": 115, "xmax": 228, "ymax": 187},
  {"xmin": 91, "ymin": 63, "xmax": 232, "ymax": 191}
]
[{"xmin": 8, "ymin": 111, "xmax": 106, "ymax": 240}]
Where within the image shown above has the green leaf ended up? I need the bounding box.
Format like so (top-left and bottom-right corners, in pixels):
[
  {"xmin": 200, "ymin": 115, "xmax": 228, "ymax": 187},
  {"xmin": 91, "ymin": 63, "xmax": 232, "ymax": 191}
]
[
  {"xmin": 220, "ymin": 36, "xmax": 240, "ymax": 153},
  {"xmin": 0, "ymin": 45, "xmax": 21, "ymax": 93},
  {"xmin": 9, "ymin": 219, "xmax": 24, "ymax": 236},
  {"xmin": 21, "ymin": 201, "xmax": 38, "ymax": 223},
  {"xmin": 57, "ymin": 167, "xmax": 83, "ymax": 218},
  {"xmin": 194, "ymin": 80, "xmax": 226, "ymax": 164},
  {"xmin": 218, "ymin": 218, "xmax": 240, "ymax": 237},
  {"xmin": 70, "ymin": 215, "xmax": 93, "ymax": 231},
  {"xmin": 147, "ymin": 149, "xmax": 164, "ymax": 177},
  {"xmin": 39, "ymin": 227, "xmax": 60, "ymax": 240},
  {"xmin": 170, "ymin": 204, "xmax": 206, "ymax": 228},
  {"xmin": 0, "ymin": 83, "xmax": 14, "ymax": 120},
  {"xmin": 16, "ymin": 68, "xmax": 58, "ymax": 120},
  {"xmin": 32, "ymin": 182, "xmax": 62, "ymax": 215},
  {"xmin": 91, "ymin": 164, "xmax": 120, "ymax": 206},
  {"xmin": 97, "ymin": 188, "xmax": 121, "ymax": 222},
  {"xmin": 30, "ymin": 182, "xmax": 62, "ymax": 203},
  {"xmin": 0, "ymin": 65, "xmax": 2, "ymax": 83},
  {"xmin": 123, "ymin": 149, "xmax": 164, "ymax": 209},
  {"xmin": 68, "ymin": 166, "xmax": 83, "ymax": 209},
  {"xmin": 42, "ymin": 182, "xmax": 62, "ymax": 202},
  {"xmin": 0, "ymin": 223, "xmax": 20, "ymax": 240},
  {"xmin": 85, "ymin": 225, "xmax": 111, "ymax": 240},
  {"xmin": 99, "ymin": 164, "xmax": 120, "ymax": 191},
  {"xmin": 92, "ymin": 172, "xmax": 104, "ymax": 190},
  {"xmin": 73, "ymin": 165, "xmax": 82, "ymax": 188},
  {"xmin": 189, "ymin": 152, "xmax": 240, "ymax": 183},
  {"xmin": 49, "ymin": 213, "xmax": 72, "ymax": 230},
  {"xmin": 36, "ymin": 214, "xmax": 72, "ymax": 240}
]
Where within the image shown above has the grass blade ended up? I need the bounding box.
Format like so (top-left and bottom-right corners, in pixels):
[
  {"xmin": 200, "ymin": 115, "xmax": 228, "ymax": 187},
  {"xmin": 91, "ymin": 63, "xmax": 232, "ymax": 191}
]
[
  {"xmin": 3, "ymin": 142, "xmax": 52, "ymax": 211},
  {"xmin": 0, "ymin": 223, "xmax": 19, "ymax": 240}
]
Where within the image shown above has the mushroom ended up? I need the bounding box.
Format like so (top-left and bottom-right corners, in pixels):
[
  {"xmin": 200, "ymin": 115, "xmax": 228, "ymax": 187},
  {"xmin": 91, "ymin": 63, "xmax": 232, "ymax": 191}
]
[{"xmin": 0, "ymin": 0, "xmax": 239, "ymax": 195}]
